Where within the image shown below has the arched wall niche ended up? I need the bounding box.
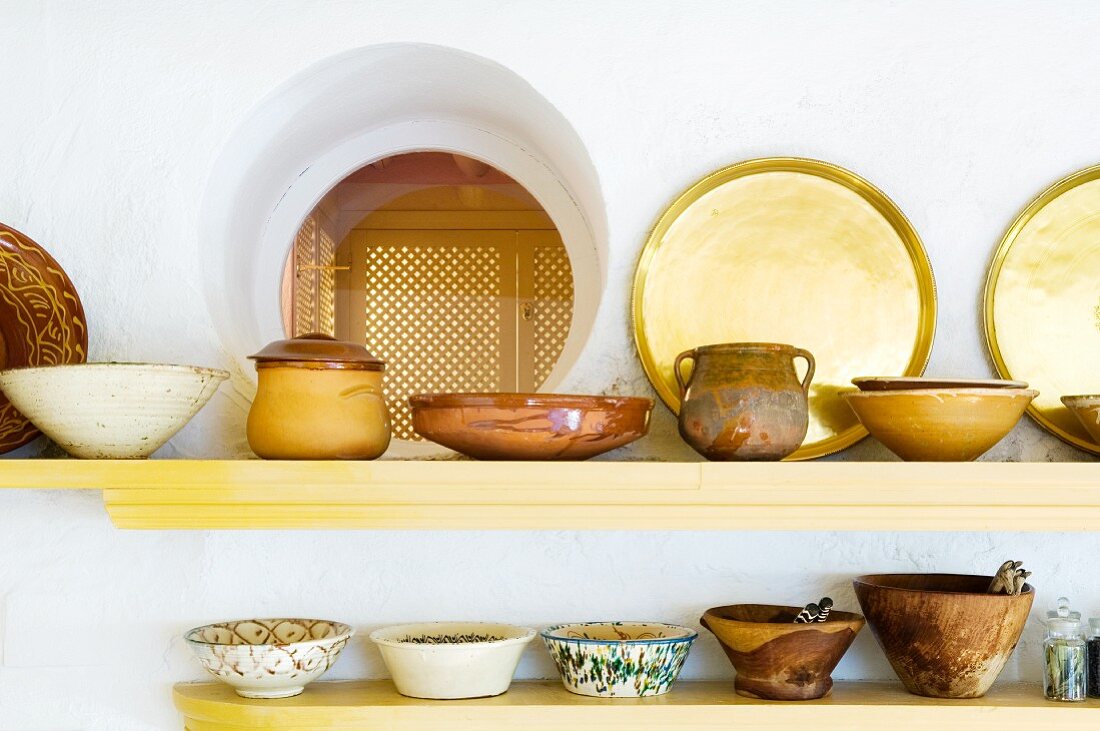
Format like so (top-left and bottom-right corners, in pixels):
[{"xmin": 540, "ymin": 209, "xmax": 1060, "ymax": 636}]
[{"xmin": 200, "ymin": 43, "xmax": 607, "ymax": 395}]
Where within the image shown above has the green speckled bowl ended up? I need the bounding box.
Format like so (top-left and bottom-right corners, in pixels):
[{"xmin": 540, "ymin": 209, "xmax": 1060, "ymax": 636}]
[{"xmin": 541, "ymin": 621, "xmax": 696, "ymax": 697}]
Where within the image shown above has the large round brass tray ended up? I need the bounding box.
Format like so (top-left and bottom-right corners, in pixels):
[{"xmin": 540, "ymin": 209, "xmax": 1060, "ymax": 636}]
[
  {"xmin": 985, "ymin": 163, "xmax": 1100, "ymax": 455},
  {"xmin": 632, "ymin": 158, "xmax": 937, "ymax": 460}
]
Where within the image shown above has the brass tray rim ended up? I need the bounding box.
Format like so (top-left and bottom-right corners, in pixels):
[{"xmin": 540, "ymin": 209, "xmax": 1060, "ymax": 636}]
[
  {"xmin": 983, "ymin": 162, "xmax": 1100, "ymax": 456},
  {"xmin": 631, "ymin": 156, "xmax": 938, "ymax": 461}
]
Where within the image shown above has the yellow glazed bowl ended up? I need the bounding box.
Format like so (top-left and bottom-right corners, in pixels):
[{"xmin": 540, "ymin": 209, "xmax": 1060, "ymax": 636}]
[
  {"xmin": 1061, "ymin": 395, "xmax": 1100, "ymax": 446},
  {"xmin": 247, "ymin": 364, "xmax": 391, "ymax": 459},
  {"xmin": 841, "ymin": 388, "xmax": 1037, "ymax": 461}
]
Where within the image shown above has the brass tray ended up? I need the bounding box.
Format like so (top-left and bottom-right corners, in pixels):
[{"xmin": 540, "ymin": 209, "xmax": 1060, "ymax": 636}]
[
  {"xmin": 985, "ymin": 163, "xmax": 1100, "ymax": 455},
  {"xmin": 632, "ymin": 158, "xmax": 937, "ymax": 460}
]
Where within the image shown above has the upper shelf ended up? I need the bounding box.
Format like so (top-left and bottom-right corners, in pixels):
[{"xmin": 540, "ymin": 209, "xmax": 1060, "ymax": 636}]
[{"xmin": 0, "ymin": 459, "xmax": 1097, "ymax": 531}]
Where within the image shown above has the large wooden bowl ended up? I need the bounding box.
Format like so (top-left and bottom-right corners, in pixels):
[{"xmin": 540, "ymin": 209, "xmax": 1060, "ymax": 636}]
[
  {"xmin": 853, "ymin": 574, "xmax": 1034, "ymax": 698},
  {"xmin": 701, "ymin": 604, "xmax": 864, "ymax": 700},
  {"xmin": 409, "ymin": 393, "xmax": 653, "ymax": 460}
]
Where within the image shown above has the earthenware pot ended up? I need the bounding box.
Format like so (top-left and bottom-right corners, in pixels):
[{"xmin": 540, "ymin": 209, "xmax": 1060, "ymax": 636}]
[
  {"xmin": 853, "ymin": 574, "xmax": 1034, "ymax": 698},
  {"xmin": 185, "ymin": 618, "xmax": 353, "ymax": 699},
  {"xmin": 675, "ymin": 343, "xmax": 814, "ymax": 460},
  {"xmin": 842, "ymin": 388, "xmax": 1037, "ymax": 461},
  {"xmin": 701, "ymin": 604, "xmax": 864, "ymax": 700},
  {"xmin": 409, "ymin": 393, "xmax": 652, "ymax": 460},
  {"xmin": 247, "ymin": 334, "xmax": 390, "ymax": 459},
  {"xmin": 370, "ymin": 622, "xmax": 535, "ymax": 699},
  {"xmin": 541, "ymin": 621, "xmax": 696, "ymax": 697},
  {"xmin": 1062, "ymin": 395, "xmax": 1100, "ymax": 445},
  {"xmin": 0, "ymin": 363, "xmax": 228, "ymax": 458}
]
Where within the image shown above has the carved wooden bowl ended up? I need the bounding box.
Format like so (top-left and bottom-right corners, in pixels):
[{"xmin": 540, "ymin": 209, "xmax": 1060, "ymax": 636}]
[
  {"xmin": 853, "ymin": 574, "xmax": 1034, "ymax": 699},
  {"xmin": 409, "ymin": 393, "xmax": 653, "ymax": 460},
  {"xmin": 701, "ymin": 604, "xmax": 864, "ymax": 700}
]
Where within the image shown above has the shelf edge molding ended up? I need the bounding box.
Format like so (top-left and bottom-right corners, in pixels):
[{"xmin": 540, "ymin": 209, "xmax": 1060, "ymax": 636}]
[
  {"xmin": 0, "ymin": 459, "xmax": 1097, "ymax": 531},
  {"xmin": 173, "ymin": 679, "xmax": 1100, "ymax": 730}
]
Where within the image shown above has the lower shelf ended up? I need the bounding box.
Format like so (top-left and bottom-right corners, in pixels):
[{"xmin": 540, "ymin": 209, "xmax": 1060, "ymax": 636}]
[{"xmin": 174, "ymin": 679, "xmax": 1097, "ymax": 730}]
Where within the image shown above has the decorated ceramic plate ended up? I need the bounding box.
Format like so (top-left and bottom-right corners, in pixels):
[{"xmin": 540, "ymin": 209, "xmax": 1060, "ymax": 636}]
[
  {"xmin": 0, "ymin": 223, "xmax": 87, "ymax": 452},
  {"xmin": 985, "ymin": 164, "xmax": 1100, "ymax": 454},
  {"xmin": 632, "ymin": 158, "xmax": 937, "ymax": 460}
]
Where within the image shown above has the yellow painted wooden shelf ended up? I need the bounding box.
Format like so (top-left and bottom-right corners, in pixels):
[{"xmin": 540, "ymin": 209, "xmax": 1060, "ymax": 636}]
[
  {"xmin": 173, "ymin": 679, "xmax": 1098, "ymax": 730},
  {"xmin": 0, "ymin": 459, "xmax": 1097, "ymax": 530}
]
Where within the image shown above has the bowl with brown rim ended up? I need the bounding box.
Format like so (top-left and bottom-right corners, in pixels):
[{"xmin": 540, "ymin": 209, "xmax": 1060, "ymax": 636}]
[
  {"xmin": 853, "ymin": 574, "xmax": 1034, "ymax": 699},
  {"xmin": 409, "ymin": 393, "xmax": 653, "ymax": 460},
  {"xmin": 841, "ymin": 388, "xmax": 1037, "ymax": 461},
  {"xmin": 700, "ymin": 604, "xmax": 864, "ymax": 700}
]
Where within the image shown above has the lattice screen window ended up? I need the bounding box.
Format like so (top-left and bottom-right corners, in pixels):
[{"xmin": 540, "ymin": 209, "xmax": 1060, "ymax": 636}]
[
  {"xmin": 348, "ymin": 229, "xmax": 573, "ymax": 441},
  {"xmin": 290, "ymin": 214, "xmax": 337, "ymax": 337},
  {"xmin": 531, "ymin": 244, "xmax": 574, "ymax": 387}
]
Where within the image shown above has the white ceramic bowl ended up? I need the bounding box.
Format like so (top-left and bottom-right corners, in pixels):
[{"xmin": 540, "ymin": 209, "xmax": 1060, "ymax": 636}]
[
  {"xmin": 0, "ymin": 362, "xmax": 228, "ymax": 458},
  {"xmin": 185, "ymin": 618, "xmax": 353, "ymax": 699},
  {"xmin": 370, "ymin": 622, "xmax": 535, "ymax": 699},
  {"xmin": 542, "ymin": 621, "xmax": 697, "ymax": 697}
]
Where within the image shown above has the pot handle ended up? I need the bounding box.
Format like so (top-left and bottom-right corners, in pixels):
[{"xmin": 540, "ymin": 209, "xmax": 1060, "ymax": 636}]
[
  {"xmin": 793, "ymin": 348, "xmax": 816, "ymax": 396},
  {"xmin": 673, "ymin": 349, "xmax": 696, "ymax": 402}
]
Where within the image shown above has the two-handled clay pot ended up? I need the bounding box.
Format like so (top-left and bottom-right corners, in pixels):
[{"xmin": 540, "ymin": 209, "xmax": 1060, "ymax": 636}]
[
  {"xmin": 246, "ymin": 334, "xmax": 391, "ymax": 460},
  {"xmin": 675, "ymin": 342, "xmax": 814, "ymax": 461}
]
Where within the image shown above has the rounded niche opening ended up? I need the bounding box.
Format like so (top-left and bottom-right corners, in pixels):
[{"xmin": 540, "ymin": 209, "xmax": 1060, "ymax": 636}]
[
  {"xmin": 282, "ymin": 150, "xmax": 577, "ymax": 445},
  {"xmin": 200, "ymin": 44, "xmax": 606, "ymax": 455}
]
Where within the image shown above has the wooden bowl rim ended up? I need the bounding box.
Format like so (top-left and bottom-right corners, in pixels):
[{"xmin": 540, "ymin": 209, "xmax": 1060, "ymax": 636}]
[
  {"xmin": 701, "ymin": 604, "xmax": 865, "ymax": 628},
  {"xmin": 853, "ymin": 573, "xmax": 1034, "ymax": 597}
]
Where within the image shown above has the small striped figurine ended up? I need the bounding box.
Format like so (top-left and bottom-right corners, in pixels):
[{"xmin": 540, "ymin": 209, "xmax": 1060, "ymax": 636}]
[{"xmin": 794, "ymin": 597, "xmax": 834, "ymax": 623}]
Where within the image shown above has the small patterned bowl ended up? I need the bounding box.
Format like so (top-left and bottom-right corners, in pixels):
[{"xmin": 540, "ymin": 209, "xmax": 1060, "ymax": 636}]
[
  {"xmin": 185, "ymin": 618, "xmax": 353, "ymax": 698},
  {"xmin": 542, "ymin": 621, "xmax": 697, "ymax": 697},
  {"xmin": 370, "ymin": 622, "xmax": 536, "ymax": 699}
]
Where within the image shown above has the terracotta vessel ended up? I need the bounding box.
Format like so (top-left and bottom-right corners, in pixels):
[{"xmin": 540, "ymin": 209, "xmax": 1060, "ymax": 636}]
[
  {"xmin": 853, "ymin": 574, "xmax": 1034, "ymax": 699},
  {"xmin": 842, "ymin": 388, "xmax": 1037, "ymax": 461},
  {"xmin": 1062, "ymin": 395, "xmax": 1100, "ymax": 445},
  {"xmin": 409, "ymin": 393, "xmax": 652, "ymax": 460},
  {"xmin": 675, "ymin": 343, "xmax": 814, "ymax": 461},
  {"xmin": 701, "ymin": 604, "xmax": 864, "ymax": 700},
  {"xmin": 247, "ymin": 334, "xmax": 390, "ymax": 460}
]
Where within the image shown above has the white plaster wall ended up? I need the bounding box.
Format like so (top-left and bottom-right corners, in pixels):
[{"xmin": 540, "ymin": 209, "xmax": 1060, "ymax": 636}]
[{"xmin": 0, "ymin": 0, "xmax": 1098, "ymax": 728}]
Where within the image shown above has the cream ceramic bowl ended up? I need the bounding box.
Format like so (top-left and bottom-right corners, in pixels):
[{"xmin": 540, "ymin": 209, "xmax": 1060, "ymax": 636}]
[
  {"xmin": 0, "ymin": 363, "xmax": 228, "ymax": 458},
  {"xmin": 542, "ymin": 621, "xmax": 697, "ymax": 698},
  {"xmin": 842, "ymin": 388, "xmax": 1038, "ymax": 461},
  {"xmin": 185, "ymin": 618, "xmax": 353, "ymax": 699},
  {"xmin": 370, "ymin": 622, "xmax": 535, "ymax": 699},
  {"xmin": 1062, "ymin": 395, "xmax": 1100, "ymax": 445}
]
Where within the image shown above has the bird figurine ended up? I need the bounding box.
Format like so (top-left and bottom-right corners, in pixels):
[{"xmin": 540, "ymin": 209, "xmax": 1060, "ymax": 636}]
[
  {"xmin": 793, "ymin": 597, "xmax": 834, "ymax": 623},
  {"xmin": 988, "ymin": 560, "xmax": 1030, "ymax": 596}
]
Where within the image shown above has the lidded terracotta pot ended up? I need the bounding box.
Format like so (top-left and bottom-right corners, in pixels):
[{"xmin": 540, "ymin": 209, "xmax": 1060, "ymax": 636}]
[
  {"xmin": 675, "ymin": 342, "xmax": 814, "ymax": 461},
  {"xmin": 247, "ymin": 334, "xmax": 390, "ymax": 460}
]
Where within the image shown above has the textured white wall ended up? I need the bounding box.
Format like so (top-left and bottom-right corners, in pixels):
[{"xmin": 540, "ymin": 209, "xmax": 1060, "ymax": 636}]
[{"xmin": 1, "ymin": 1, "xmax": 1098, "ymax": 728}]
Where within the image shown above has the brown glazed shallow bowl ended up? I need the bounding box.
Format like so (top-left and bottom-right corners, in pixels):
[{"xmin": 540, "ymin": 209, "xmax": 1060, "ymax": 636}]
[
  {"xmin": 853, "ymin": 574, "xmax": 1033, "ymax": 699},
  {"xmin": 409, "ymin": 393, "xmax": 653, "ymax": 460},
  {"xmin": 701, "ymin": 604, "xmax": 864, "ymax": 700},
  {"xmin": 1061, "ymin": 395, "xmax": 1100, "ymax": 445},
  {"xmin": 841, "ymin": 388, "xmax": 1037, "ymax": 461},
  {"xmin": 852, "ymin": 376, "xmax": 1028, "ymax": 391}
]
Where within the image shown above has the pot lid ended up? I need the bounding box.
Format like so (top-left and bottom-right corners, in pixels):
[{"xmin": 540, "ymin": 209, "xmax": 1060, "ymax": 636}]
[{"xmin": 249, "ymin": 334, "xmax": 385, "ymax": 370}]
